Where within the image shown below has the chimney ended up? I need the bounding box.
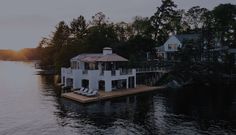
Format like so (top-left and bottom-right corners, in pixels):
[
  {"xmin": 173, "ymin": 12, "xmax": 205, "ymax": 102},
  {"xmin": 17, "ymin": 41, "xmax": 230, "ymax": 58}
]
[{"xmin": 103, "ymin": 47, "xmax": 112, "ymax": 55}]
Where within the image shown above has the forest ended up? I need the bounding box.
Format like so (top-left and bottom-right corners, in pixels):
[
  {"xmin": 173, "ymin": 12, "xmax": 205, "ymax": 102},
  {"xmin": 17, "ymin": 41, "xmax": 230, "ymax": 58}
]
[
  {"xmin": 2, "ymin": 0, "xmax": 235, "ymax": 74},
  {"xmin": 37, "ymin": 0, "xmax": 235, "ymax": 71}
]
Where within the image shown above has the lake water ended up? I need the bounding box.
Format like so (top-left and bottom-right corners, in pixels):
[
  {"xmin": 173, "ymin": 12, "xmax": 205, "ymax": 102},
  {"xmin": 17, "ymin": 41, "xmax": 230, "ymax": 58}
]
[{"xmin": 0, "ymin": 61, "xmax": 236, "ymax": 135}]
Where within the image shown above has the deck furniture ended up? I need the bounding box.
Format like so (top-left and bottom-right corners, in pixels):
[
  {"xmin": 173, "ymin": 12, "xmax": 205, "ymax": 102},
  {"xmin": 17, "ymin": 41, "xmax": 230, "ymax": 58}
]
[
  {"xmin": 81, "ymin": 88, "xmax": 89, "ymax": 95},
  {"xmin": 85, "ymin": 90, "xmax": 98, "ymax": 97},
  {"xmin": 73, "ymin": 87, "xmax": 85, "ymax": 94}
]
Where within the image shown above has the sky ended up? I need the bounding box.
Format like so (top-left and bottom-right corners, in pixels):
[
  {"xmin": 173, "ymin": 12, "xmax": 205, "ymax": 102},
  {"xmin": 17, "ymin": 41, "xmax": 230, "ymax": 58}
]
[{"xmin": 0, "ymin": 0, "xmax": 235, "ymax": 50}]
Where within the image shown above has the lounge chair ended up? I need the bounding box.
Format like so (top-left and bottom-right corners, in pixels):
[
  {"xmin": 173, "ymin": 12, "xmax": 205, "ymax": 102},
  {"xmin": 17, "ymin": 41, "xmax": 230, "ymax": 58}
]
[
  {"xmin": 85, "ymin": 89, "xmax": 93, "ymax": 94},
  {"xmin": 81, "ymin": 88, "xmax": 89, "ymax": 95},
  {"xmin": 82, "ymin": 89, "xmax": 92, "ymax": 95},
  {"xmin": 79, "ymin": 87, "xmax": 85, "ymax": 93},
  {"xmin": 85, "ymin": 90, "xmax": 98, "ymax": 97},
  {"xmin": 73, "ymin": 87, "xmax": 84, "ymax": 94}
]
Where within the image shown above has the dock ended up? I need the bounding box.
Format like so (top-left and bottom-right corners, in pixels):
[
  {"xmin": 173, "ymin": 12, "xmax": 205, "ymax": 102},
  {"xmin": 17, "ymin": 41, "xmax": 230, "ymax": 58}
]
[{"xmin": 62, "ymin": 85, "xmax": 166, "ymax": 103}]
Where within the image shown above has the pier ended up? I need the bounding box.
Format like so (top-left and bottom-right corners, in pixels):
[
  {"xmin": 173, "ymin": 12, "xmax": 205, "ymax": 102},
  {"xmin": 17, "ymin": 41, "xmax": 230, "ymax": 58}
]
[{"xmin": 62, "ymin": 85, "xmax": 166, "ymax": 103}]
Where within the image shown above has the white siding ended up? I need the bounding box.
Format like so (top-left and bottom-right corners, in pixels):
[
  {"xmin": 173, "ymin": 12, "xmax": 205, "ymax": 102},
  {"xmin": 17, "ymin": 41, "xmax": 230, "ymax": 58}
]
[{"xmin": 163, "ymin": 36, "xmax": 182, "ymax": 52}]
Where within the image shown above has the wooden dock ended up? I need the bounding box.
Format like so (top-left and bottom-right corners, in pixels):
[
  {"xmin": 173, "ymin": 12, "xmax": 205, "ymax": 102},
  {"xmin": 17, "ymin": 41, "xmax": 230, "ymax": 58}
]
[{"xmin": 62, "ymin": 85, "xmax": 166, "ymax": 103}]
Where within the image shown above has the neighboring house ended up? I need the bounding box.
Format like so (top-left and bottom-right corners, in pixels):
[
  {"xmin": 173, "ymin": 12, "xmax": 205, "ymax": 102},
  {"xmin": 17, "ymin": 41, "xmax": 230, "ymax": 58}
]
[
  {"xmin": 155, "ymin": 34, "xmax": 200, "ymax": 61},
  {"xmin": 61, "ymin": 47, "xmax": 136, "ymax": 92}
]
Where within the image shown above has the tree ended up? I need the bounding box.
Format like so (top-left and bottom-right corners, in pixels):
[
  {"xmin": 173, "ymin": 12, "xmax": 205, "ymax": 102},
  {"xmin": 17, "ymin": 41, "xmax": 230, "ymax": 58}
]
[
  {"xmin": 90, "ymin": 12, "xmax": 109, "ymax": 26},
  {"xmin": 70, "ymin": 15, "xmax": 88, "ymax": 39},
  {"xmin": 38, "ymin": 37, "xmax": 51, "ymax": 48},
  {"xmin": 38, "ymin": 21, "xmax": 71, "ymax": 69},
  {"xmin": 85, "ymin": 24, "xmax": 118, "ymax": 52},
  {"xmin": 150, "ymin": 0, "xmax": 178, "ymax": 45},
  {"xmin": 51, "ymin": 21, "xmax": 70, "ymax": 48},
  {"xmin": 37, "ymin": 37, "xmax": 54, "ymax": 67},
  {"xmin": 115, "ymin": 22, "xmax": 135, "ymax": 42},
  {"xmin": 184, "ymin": 6, "xmax": 209, "ymax": 29},
  {"xmin": 84, "ymin": 12, "xmax": 118, "ymax": 52},
  {"xmin": 202, "ymin": 11, "xmax": 216, "ymax": 49},
  {"xmin": 212, "ymin": 4, "xmax": 236, "ymax": 48},
  {"xmin": 170, "ymin": 9, "xmax": 188, "ymax": 34},
  {"xmin": 132, "ymin": 16, "xmax": 152, "ymax": 37}
]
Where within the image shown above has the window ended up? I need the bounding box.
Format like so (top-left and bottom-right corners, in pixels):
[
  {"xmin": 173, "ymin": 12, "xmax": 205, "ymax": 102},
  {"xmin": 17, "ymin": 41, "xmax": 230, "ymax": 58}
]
[
  {"xmin": 77, "ymin": 62, "xmax": 79, "ymax": 69},
  {"xmin": 168, "ymin": 44, "xmax": 177, "ymax": 50},
  {"xmin": 71, "ymin": 61, "xmax": 77, "ymax": 69}
]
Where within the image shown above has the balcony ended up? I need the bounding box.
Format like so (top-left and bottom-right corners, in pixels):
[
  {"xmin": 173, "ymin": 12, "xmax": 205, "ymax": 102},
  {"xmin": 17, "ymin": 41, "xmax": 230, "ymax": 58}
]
[
  {"xmin": 100, "ymin": 70, "xmax": 104, "ymax": 76},
  {"xmin": 100, "ymin": 69, "xmax": 134, "ymax": 76},
  {"xmin": 62, "ymin": 68, "xmax": 72, "ymax": 75},
  {"xmin": 120, "ymin": 69, "xmax": 133, "ymax": 75},
  {"xmin": 111, "ymin": 70, "xmax": 116, "ymax": 76}
]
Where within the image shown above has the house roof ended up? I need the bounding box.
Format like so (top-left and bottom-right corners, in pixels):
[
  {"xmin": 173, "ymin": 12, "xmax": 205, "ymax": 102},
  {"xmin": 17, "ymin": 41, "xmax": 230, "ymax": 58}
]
[
  {"xmin": 71, "ymin": 54, "xmax": 102, "ymax": 61},
  {"xmin": 175, "ymin": 34, "xmax": 200, "ymax": 43},
  {"xmin": 71, "ymin": 53, "xmax": 128, "ymax": 62},
  {"xmin": 157, "ymin": 34, "xmax": 200, "ymax": 47},
  {"xmin": 155, "ymin": 45, "xmax": 165, "ymax": 52},
  {"xmin": 96, "ymin": 54, "xmax": 128, "ymax": 62}
]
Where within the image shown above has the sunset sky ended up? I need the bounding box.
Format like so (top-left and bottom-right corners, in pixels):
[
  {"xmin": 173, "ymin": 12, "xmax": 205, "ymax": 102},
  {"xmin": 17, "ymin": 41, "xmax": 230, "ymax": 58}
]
[{"xmin": 0, "ymin": 0, "xmax": 235, "ymax": 50}]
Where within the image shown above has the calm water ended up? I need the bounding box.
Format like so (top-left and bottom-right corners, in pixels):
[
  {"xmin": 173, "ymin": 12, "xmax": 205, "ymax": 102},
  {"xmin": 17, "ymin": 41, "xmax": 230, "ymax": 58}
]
[{"xmin": 0, "ymin": 61, "xmax": 236, "ymax": 135}]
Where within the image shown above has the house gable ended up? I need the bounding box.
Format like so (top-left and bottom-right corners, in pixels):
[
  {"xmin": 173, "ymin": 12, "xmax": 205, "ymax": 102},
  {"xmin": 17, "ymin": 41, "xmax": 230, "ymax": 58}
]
[{"xmin": 163, "ymin": 36, "xmax": 182, "ymax": 52}]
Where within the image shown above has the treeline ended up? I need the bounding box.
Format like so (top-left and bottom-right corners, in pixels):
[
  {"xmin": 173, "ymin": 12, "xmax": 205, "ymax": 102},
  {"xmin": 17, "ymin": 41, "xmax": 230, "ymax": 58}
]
[
  {"xmin": 0, "ymin": 48, "xmax": 39, "ymax": 61},
  {"xmin": 37, "ymin": 0, "xmax": 236, "ymax": 70}
]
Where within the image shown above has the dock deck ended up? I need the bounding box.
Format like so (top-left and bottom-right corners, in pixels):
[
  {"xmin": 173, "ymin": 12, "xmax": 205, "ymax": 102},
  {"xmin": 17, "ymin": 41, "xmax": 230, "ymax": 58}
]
[{"xmin": 62, "ymin": 85, "xmax": 166, "ymax": 103}]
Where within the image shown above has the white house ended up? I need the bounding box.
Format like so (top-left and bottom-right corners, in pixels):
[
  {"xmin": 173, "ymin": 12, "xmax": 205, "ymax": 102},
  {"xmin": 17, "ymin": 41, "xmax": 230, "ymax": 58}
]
[
  {"xmin": 156, "ymin": 34, "xmax": 200, "ymax": 61},
  {"xmin": 61, "ymin": 47, "xmax": 136, "ymax": 92}
]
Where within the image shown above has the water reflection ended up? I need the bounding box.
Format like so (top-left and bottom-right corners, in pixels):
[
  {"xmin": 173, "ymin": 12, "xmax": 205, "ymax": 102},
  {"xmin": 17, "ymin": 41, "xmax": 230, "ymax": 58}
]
[
  {"xmin": 0, "ymin": 61, "xmax": 236, "ymax": 135},
  {"xmin": 58, "ymin": 95, "xmax": 154, "ymax": 134}
]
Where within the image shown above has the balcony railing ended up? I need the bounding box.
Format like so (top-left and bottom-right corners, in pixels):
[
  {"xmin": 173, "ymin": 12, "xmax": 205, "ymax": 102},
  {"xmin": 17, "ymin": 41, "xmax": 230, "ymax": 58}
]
[
  {"xmin": 120, "ymin": 69, "xmax": 133, "ymax": 75},
  {"xmin": 62, "ymin": 68, "xmax": 72, "ymax": 75},
  {"xmin": 99, "ymin": 69, "xmax": 133, "ymax": 76},
  {"xmin": 136, "ymin": 67, "xmax": 170, "ymax": 73},
  {"xmin": 99, "ymin": 70, "xmax": 104, "ymax": 76},
  {"xmin": 111, "ymin": 70, "xmax": 116, "ymax": 76}
]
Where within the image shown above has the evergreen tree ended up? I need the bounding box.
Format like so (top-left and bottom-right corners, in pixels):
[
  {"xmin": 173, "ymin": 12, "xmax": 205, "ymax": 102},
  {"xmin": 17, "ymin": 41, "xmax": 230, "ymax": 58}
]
[
  {"xmin": 70, "ymin": 15, "xmax": 87, "ymax": 39},
  {"xmin": 150, "ymin": 0, "xmax": 177, "ymax": 45}
]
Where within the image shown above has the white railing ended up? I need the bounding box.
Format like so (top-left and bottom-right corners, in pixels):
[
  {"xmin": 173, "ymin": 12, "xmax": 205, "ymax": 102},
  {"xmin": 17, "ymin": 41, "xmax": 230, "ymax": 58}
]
[
  {"xmin": 111, "ymin": 70, "xmax": 116, "ymax": 76},
  {"xmin": 62, "ymin": 68, "xmax": 72, "ymax": 75},
  {"xmin": 99, "ymin": 69, "xmax": 134, "ymax": 76},
  {"xmin": 100, "ymin": 70, "xmax": 104, "ymax": 76},
  {"xmin": 67, "ymin": 68, "xmax": 72, "ymax": 74},
  {"xmin": 120, "ymin": 69, "xmax": 133, "ymax": 75},
  {"xmin": 136, "ymin": 67, "xmax": 170, "ymax": 73}
]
